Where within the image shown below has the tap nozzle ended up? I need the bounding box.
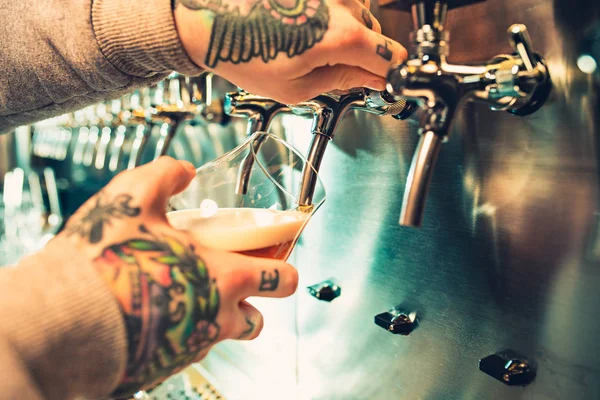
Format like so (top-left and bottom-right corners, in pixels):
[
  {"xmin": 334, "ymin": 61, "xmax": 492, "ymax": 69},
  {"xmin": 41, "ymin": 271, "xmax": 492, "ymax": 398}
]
[
  {"xmin": 190, "ymin": 73, "xmax": 229, "ymax": 125},
  {"xmin": 225, "ymin": 90, "xmax": 290, "ymax": 136},
  {"xmin": 225, "ymin": 90, "xmax": 290, "ymax": 195},
  {"xmin": 385, "ymin": 1, "xmax": 550, "ymax": 227},
  {"xmin": 151, "ymin": 74, "xmax": 197, "ymax": 160},
  {"xmin": 399, "ymin": 130, "xmax": 443, "ymax": 227}
]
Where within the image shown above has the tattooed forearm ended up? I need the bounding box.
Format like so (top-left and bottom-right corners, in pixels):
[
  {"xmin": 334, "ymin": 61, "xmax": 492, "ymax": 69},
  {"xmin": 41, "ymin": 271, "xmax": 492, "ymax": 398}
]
[
  {"xmin": 238, "ymin": 317, "xmax": 256, "ymax": 339},
  {"xmin": 259, "ymin": 269, "xmax": 279, "ymax": 291},
  {"xmin": 177, "ymin": 0, "xmax": 330, "ymax": 68},
  {"xmin": 376, "ymin": 39, "xmax": 393, "ymax": 61},
  {"xmin": 362, "ymin": 9, "xmax": 373, "ymax": 30},
  {"xmin": 94, "ymin": 225, "xmax": 220, "ymax": 397},
  {"xmin": 65, "ymin": 192, "xmax": 141, "ymax": 244}
]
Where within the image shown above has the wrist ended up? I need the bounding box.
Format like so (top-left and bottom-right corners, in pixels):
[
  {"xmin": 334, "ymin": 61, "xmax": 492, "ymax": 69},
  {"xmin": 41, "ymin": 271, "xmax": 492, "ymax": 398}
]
[{"xmin": 173, "ymin": 5, "xmax": 213, "ymax": 70}]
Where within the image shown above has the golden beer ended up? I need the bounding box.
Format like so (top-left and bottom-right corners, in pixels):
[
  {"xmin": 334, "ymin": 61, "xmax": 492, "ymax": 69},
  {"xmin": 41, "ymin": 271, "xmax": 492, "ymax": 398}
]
[{"xmin": 166, "ymin": 208, "xmax": 309, "ymax": 260}]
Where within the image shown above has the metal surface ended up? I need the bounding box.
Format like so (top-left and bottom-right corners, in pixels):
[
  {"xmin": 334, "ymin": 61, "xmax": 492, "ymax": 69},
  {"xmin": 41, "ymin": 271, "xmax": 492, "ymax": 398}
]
[{"xmin": 201, "ymin": 0, "xmax": 600, "ymax": 399}]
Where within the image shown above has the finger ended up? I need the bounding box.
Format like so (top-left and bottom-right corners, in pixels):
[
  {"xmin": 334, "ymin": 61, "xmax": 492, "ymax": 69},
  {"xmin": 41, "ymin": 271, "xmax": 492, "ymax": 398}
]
[
  {"xmin": 224, "ymin": 254, "xmax": 299, "ymax": 300},
  {"xmin": 344, "ymin": 0, "xmax": 381, "ymax": 33},
  {"xmin": 126, "ymin": 156, "xmax": 196, "ymax": 211},
  {"xmin": 231, "ymin": 300, "xmax": 264, "ymax": 341},
  {"xmin": 287, "ymin": 65, "xmax": 386, "ymax": 102},
  {"xmin": 351, "ymin": 0, "xmax": 371, "ymax": 9},
  {"xmin": 319, "ymin": 27, "xmax": 407, "ymax": 79}
]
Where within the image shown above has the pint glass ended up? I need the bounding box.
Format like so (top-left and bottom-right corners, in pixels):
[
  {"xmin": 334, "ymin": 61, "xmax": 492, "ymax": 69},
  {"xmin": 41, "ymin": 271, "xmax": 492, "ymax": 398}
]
[{"xmin": 167, "ymin": 132, "xmax": 326, "ymax": 261}]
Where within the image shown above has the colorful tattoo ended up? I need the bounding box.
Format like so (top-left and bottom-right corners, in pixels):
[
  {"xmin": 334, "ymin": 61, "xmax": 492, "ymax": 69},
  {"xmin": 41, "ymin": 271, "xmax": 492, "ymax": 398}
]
[
  {"xmin": 65, "ymin": 192, "xmax": 141, "ymax": 244},
  {"xmin": 259, "ymin": 269, "xmax": 279, "ymax": 291},
  {"xmin": 178, "ymin": 0, "xmax": 330, "ymax": 68},
  {"xmin": 238, "ymin": 317, "xmax": 255, "ymax": 339},
  {"xmin": 94, "ymin": 225, "xmax": 220, "ymax": 397}
]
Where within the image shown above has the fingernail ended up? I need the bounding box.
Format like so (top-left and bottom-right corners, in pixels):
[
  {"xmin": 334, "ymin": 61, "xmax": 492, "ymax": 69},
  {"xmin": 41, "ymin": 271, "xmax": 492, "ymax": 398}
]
[
  {"xmin": 363, "ymin": 79, "xmax": 386, "ymax": 91},
  {"xmin": 178, "ymin": 160, "xmax": 196, "ymax": 174}
]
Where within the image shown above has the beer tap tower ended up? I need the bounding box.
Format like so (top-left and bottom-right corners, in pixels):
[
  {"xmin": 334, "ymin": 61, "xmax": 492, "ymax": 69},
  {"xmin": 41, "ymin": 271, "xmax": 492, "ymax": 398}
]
[{"xmin": 383, "ymin": 0, "xmax": 552, "ymax": 227}]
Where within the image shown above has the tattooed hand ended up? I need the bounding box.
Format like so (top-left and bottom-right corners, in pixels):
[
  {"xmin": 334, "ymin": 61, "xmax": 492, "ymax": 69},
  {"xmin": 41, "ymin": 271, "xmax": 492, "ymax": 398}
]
[
  {"xmin": 174, "ymin": 0, "xmax": 407, "ymax": 103},
  {"xmin": 60, "ymin": 157, "xmax": 299, "ymax": 398}
]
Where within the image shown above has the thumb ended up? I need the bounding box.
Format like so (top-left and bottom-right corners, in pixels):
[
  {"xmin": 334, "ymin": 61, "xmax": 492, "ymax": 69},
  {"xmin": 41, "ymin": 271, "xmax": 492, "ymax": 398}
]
[
  {"xmin": 134, "ymin": 156, "xmax": 196, "ymax": 211},
  {"xmin": 289, "ymin": 65, "xmax": 386, "ymax": 103}
]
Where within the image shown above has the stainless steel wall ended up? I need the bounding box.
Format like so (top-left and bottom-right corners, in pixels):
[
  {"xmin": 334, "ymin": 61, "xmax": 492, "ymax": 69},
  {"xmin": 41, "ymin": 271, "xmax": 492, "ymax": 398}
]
[{"xmin": 203, "ymin": 0, "xmax": 600, "ymax": 399}]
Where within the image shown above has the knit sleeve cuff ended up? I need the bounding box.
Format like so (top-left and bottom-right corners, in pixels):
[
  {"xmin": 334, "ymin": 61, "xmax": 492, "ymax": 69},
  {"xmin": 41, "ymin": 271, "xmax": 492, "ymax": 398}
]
[
  {"xmin": 91, "ymin": 0, "xmax": 203, "ymax": 77},
  {"xmin": 0, "ymin": 237, "xmax": 128, "ymax": 400}
]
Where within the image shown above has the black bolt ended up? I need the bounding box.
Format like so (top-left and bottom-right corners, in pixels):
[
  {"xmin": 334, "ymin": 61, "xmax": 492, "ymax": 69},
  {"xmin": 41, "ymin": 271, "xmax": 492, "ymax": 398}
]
[
  {"xmin": 479, "ymin": 350, "xmax": 536, "ymax": 386},
  {"xmin": 374, "ymin": 308, "xmax": 418, "ymax": 335},
  {"xmin": 307, "ymin": 280, "xmax": 341, "ymax": 302}
]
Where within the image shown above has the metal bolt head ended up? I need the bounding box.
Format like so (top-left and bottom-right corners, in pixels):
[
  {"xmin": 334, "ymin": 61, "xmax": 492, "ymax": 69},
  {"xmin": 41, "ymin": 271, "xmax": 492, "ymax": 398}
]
[
  {"xmin": 307, "ymin": 280, "xmax": 341, "ymax": 302},
  {"xmin": 479, "ymin": 351, "xmax": 536, "ymax": 386},
  {"xmin": 374, "ymin": 308, "xmax": 418, "ymax": 335}
]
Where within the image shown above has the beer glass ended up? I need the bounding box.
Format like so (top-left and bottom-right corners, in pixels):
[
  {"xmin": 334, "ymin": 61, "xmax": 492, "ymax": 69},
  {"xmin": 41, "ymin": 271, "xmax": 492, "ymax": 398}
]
[{"xmin": 167, "ymin": 132, "xmax": 326, "ymax": 261}]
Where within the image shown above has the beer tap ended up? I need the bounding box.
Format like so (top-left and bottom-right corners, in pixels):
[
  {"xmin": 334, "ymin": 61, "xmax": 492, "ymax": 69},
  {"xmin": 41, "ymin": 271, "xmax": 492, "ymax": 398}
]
[
  {"xmin": 94, "ymin": 101, "xmax": 117, "ymax": 171},
  {"xmin": 72, "ymin": 107, "xmax": 92, "ymax": 166},
  {"xmin": 383, "ymin": 0, "xmax": 552, "ymax": 227},
  {"xmin": 290, "ymin": 89, "xmax": 414, "ymax": 206},
  {"xmin": 107, "ymin": 96, "xmax": 130, "ymax": 172},
  {"xmin": 126, "ymin": 88, "xmax": 153, "ymax": 170},
  {"xmin": 150, "ymin": 73, "xmax": 226, "ymax": 161},
  {"xmin": 191, "ymin": 72, "xmax": 228, "ymax": 126},
  {"xmin": 81, "ymin": 105, "xmax": 102, "ymax": 167},
  {"xmin": 224, "ymin": 89, "xmax": 290, "ymax": 195},
  {"xmin": 149, "ymin": 75, "xmax": 196, "ymax": 160}
]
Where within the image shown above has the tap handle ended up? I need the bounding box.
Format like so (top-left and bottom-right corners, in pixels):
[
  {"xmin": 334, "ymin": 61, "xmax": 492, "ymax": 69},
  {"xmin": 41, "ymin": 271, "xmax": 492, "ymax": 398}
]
[{"xmin": 508, "ymin": 24, "xmax": 536, "ymax": 72}]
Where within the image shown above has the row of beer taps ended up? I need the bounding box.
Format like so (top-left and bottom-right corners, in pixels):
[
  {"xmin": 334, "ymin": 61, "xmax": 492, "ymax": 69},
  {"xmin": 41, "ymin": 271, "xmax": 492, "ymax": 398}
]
[
  {"xmin": 32, "ymin": 73, "xmax": 228, "ymax": 174},
  {"xmin": 32, "ymin": 0, "xmax": 552, "ymax": 228},
  {"xmin": 230, "ymin": 0, "xmax": 551, "ymax": 227}
]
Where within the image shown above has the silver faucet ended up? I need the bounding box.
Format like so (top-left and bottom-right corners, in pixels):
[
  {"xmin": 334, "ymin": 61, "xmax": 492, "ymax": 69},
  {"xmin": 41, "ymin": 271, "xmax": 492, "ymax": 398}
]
[
  {"xmin": 384, "ymin": 0, "xmax": 552, "ymax": 227},
  {"xmin": 82, "ymin": 106, "xmax": 102, "ymax": 167},
  {"xmin": 72, "ymin": 108, "xmax": 92, "ymax": 166},
  {"xmin": 290, "ymin": 89, "xmax": 413, "ymax": 206},
  {"xmin": 149, "ymin": 75, "xmax": 196, "ymax": 160},
  {"xmin": 126, "ymin": 88, "xmax": 153, "ymax": 170},
  {"xmin": 224, "ymin": 89, "xmax": 291, "ymax": 195},
  {"xmin": 150, "ymin": 73, "xmax": 226, "ymax": 161},
  {"xmin": 94, "ymin": 101, "xmax": 115, "ymax": 171},
  {"xmin": 107, "ymin": 96, "xmax": 131, "ymax": 172}
]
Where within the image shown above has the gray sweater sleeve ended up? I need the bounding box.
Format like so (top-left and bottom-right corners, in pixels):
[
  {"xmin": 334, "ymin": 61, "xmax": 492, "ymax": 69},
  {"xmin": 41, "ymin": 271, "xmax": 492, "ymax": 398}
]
[
  {"xmin": 0, "ymin": 0, "xmax": 204, "ymax": 397},
  {"xmin": 0, "ymin": 237, "xmax": 128, "ymax": 400},
  {"xmin": 0, "ymin": 0, "xmax": 203, "ymax": 133}
]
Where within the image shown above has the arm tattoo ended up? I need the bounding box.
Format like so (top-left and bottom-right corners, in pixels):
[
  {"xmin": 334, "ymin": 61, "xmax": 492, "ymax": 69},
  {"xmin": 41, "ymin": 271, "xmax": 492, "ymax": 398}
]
[
  {"xmin": 65, "ymin": 192, "xmax": 141, "ymax": 244},
  {"xmin": 177, "ymin": 0, "xmax": 330, "ymax": 68},
  {"xmin": 362, "ymin": 9, "xmax": 373, "ymax": 30},
  {"xmin": 238, "ymin": 317, "xmax": 255, "ymax": 339},
  {"xmin": 259, "ymin": 269, "xmax": 279, "ymax": 291},
  {"xmin": 95, "ymin": 225, "xmax": 220, "ymax": 397},
  {"xmin": 376, "ymin": 39, "xmax": 393, "ymax": 61}
]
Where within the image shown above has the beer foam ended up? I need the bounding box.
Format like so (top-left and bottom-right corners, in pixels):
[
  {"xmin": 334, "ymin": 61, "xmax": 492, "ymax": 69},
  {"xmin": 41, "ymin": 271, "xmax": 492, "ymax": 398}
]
[{"xmin": 166, "ymin": 208, "xmax": 309, "ymax": 252}]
